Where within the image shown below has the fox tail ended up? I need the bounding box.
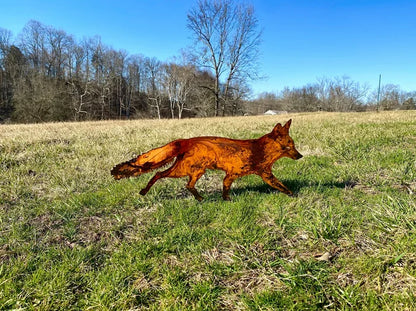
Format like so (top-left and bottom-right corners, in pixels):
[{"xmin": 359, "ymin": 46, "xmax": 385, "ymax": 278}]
[{"xmin": 111, "ymin": 140, "xmax": 181, "ymax": 180}]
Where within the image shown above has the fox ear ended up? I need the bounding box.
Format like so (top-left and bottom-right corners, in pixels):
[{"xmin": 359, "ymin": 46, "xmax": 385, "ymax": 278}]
[
  {"xmin": 283, "ymin": 119, "xmax": 292, "ymax": 130},
  {"xmin": 272, "ymin": 122, "xmax": 283, "ymax": 133},
  {"xmin": 272, "ymin": 120, "xmax": 291, "ymax": 138}
]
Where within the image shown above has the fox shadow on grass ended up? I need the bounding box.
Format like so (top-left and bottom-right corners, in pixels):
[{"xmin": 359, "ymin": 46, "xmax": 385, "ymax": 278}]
[
  {"xmin": 154, "ymin": 178, "xmax": 352, "ymax": 202},
  {"xmin": 229, "ymin": 178, "xmax": 354, "ymax": 199}
]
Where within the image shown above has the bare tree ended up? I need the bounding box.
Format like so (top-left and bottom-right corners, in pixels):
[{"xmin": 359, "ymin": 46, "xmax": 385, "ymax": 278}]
[
  {"xmin": 164, "ymin": 62, "xmax": 195, "ymax": 119},
  {"xmin": 0, "ymin": 28, "xmax": 14, "ymax": 120},
  {"xmin": 189, "ymin": 69, "xmax": 216, "ymax": 117},
  {"xmin": 187, "ymin": 0, "xmax": 261, "ymax": 116},
  {"xmin": 164, "ymin": 64, "xmax": 177, "ymax": 119},
  {"xmin": 374, "ymin": 84, "xmax": 402, "ymax": 110},
  {"xmin": 402, "ymin": 94, "xmax": 416, "ymax": 110},
  {"xmin": 144, "ymin": 57, "xmax": 164, "ymax": 119},
  {"xmin": 0, "ymin": 28, "xmax": 12, "ymax": 60},
  {"xmin": 18, "ymin": 20, "xmax": 47, "ymax": 74},
  {"xmin": 316, "ymin": 76, "xmax": 369, "ymax": 111},
  {"xmin": 281, "ymin": 85, "xmax": 320, "ymax": 112},
  {"xmin": 43, "ymin": 27, "xmax": 73, "ymax": 78}
]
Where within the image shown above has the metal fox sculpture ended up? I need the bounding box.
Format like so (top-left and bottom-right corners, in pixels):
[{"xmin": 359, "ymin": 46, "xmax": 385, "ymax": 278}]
[{"xmin": 111, "ymin": 119, "xmax": 302, "ymax": 201}]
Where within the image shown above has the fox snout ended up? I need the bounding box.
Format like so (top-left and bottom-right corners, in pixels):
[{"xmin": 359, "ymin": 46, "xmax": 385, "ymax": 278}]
[{"xmin": 288, "ymin": 148, "xmax": 303, "ymax": 160}]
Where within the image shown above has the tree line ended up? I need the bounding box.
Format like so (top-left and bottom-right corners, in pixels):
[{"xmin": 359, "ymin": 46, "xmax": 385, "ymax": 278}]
[
  {"xmin": 247, "ymin": 76, "xmax": 416, "ymax": 116},
  {"xmin": 1, "ymin": 3, "xmax": 415, "ymax": 123},
  {"xmin": 0, "ymin": 21, "xmax": 220, "ymax": 123},
  {"xmin": 0, "ymin": 1, "xmax": 264, "ymax": 123}
]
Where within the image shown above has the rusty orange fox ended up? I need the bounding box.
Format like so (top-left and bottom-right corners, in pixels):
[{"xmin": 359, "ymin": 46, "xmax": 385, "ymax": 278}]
[{"xmin": 111, "ymin": 119, "xmax": 302, "ymax": 201}]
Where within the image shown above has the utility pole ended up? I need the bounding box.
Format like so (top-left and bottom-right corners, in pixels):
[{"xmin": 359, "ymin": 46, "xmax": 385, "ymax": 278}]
[{"xmin": 377, "ymin": 74, "xmax": 382, "ymax": 112}]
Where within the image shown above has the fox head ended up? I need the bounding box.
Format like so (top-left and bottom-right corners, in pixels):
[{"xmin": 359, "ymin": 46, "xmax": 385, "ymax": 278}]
[{"xmin": 270, "ymin": 119, "xmax": 303, "ymax": 160}]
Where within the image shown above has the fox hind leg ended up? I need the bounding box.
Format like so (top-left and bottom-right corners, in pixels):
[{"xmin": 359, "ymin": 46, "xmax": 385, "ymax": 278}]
[
  {"xmin": 139, "ymin": 160, "xmax": 206, "ymax": 201},
  {"xmin": 139, "ymin": 161, "xmax": 183, "ymax": 196},
  {"xmin": 260, "ymin": 172, "xmax": 293, "ymax": 196},
  {"xmin": 139, "ymin": 170, "xmax": 167, "ymax": 196},
  {"xmin": 186, "ymin": 170, "xmax": 205, "ymax": 201}
]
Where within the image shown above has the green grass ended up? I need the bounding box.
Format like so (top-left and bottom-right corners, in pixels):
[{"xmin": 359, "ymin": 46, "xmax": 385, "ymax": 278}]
[{"xmin": 1, "ymin": 111, "xmax": 416, "ymax": 310}]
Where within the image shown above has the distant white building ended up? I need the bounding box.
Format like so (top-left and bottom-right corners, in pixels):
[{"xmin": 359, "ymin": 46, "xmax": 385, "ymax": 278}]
[{"xmin": 264, "ymin": 110, "xmax": 288, "ymax": 115}]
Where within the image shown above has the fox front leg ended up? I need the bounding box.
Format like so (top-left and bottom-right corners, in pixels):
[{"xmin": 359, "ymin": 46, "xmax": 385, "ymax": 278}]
[
  {"xmin": 260, "ymin": 172, "xmax": 293, "ymax": 196},
  {"xmin": 186, "ymin": 171, "xmax": 205, "ymax": 202},
  {"xmin": 222, "ymin": 174, "xmax": 237, "ymax": 201}
]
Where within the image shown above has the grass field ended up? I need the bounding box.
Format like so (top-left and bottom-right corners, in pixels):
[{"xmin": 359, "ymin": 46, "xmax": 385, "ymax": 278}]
[{"xmin": 1, "ymin": 111, "xmax": 416, "ymax": 310}]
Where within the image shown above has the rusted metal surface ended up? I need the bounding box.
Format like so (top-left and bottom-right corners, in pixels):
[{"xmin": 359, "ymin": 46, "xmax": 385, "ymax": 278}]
[{"xmin": 111, "ymin": 120, "xmax": 302, "ymax": 201}]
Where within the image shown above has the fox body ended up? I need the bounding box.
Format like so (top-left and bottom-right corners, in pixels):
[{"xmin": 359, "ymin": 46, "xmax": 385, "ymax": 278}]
[{"xmin": 111, "ymin": 119, "xmax": 302, "ymax": 201}]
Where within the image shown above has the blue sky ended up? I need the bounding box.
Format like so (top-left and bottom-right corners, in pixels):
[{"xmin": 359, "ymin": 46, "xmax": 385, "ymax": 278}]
[{"xmin": 0, "ymin": 0, "xmax": 415, "ymax": 95}]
